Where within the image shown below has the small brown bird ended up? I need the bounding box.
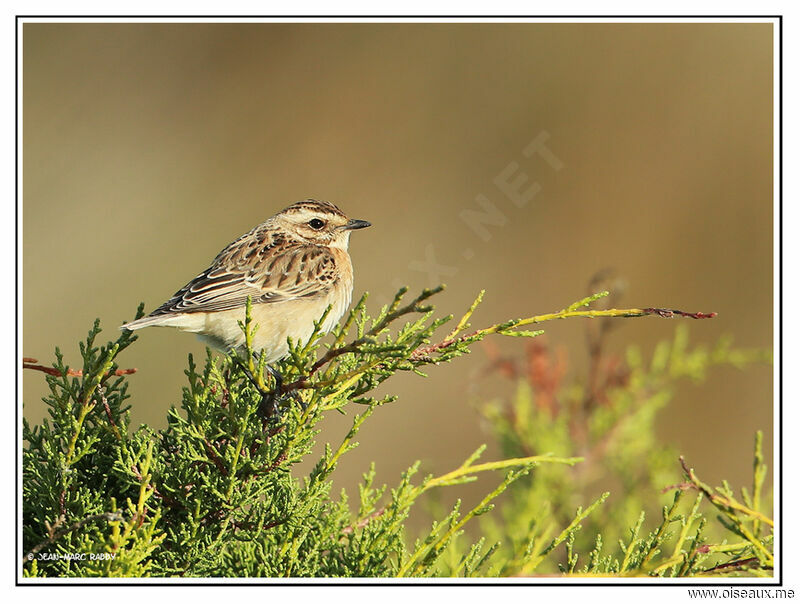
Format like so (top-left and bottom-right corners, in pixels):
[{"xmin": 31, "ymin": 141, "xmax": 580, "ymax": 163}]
[{"xmin": 122, "ymin": 199, "xmax": 371, "ymax": 363}]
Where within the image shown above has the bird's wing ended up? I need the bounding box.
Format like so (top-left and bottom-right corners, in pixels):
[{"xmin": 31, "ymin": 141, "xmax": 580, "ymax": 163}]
[{"xmin": 148, "ymin": 228, "xmax": 338, "ymax": 316}]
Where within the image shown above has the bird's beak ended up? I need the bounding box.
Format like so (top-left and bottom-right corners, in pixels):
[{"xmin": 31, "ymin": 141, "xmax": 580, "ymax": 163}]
[{"xmin": 341, "ymin": 219, "xmax": 371, "ymax": 231}]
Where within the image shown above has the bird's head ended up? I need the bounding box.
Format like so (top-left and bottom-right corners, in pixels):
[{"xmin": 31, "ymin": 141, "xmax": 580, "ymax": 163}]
[{"xmin": 276, "ymin": 199, "xmax": 371, "ymax": 249}]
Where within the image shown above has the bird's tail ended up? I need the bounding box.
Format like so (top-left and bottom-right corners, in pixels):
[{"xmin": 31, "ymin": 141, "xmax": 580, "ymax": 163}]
[
  {"xmin": 120, "ymin": 312, "xmax": 206, "ymax": 332},
  {"xmin": 120, "ymin": 314, "xmax": 174, "ymax": 331}
]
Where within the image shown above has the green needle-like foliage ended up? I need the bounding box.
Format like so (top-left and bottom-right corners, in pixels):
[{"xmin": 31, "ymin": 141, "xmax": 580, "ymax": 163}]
[
  {"xmin": 434, "ymin": 316, "xmax": 772, "ymax": 578},
  {"xmin": 22, "ymin": 287, "xmax": 771, "ymax": 578}
]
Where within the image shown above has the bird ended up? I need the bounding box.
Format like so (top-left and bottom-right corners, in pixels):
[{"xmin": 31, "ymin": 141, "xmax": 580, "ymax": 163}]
[{"xmin": 121, "ymin": 199, "xmax": 371, "ymax": 365}]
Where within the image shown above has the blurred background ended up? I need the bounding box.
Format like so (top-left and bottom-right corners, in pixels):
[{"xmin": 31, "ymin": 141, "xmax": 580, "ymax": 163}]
[{"xmin": 22, "ymin": 22, "xmax": 774, "ymax": 525}]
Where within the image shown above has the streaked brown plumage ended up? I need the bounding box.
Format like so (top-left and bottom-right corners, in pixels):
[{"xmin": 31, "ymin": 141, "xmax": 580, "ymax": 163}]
[{"xmin": 121, "ymin": 199, "xmax": 370, "ymax": 361}]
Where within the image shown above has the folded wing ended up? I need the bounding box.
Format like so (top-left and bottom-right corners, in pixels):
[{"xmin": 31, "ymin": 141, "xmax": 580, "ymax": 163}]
[{"xmin": 147, "ymin": 230, "xmax": 338, "ymax": 317}]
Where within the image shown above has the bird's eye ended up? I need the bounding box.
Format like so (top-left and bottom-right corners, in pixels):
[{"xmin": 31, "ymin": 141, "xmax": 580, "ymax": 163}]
[{"xmin": 308, "ymin": 218, "xmax": 325, "ymax": 230}]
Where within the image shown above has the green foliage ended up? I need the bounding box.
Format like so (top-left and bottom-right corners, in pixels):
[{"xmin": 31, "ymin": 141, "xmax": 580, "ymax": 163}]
[
  {"xmin": 22, "ymin": 288, "xmax": 772, "ymax": 578},
  {"xmin": 434, "ymin": 323, "xmax": 772, "ymax": 578},
  {"xmin": 23, "ymin": 288, "xmax": 577, "ymax": 577}
]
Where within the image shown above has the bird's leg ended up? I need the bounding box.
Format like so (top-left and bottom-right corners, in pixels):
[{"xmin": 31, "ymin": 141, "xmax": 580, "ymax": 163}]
[
  {"xmin": 234, "ymin": 353, "xmax": 306, "ymax": 419},
  {"xmin": 233, "ymin": 353, "xmax": 279, "ymax": 420},
  {"xmin": 262, "ymin": 364, "xmax": 308, "ymax": 415},
  {"xmin": 258, "ymin": 363, "xmax": 283, "ymax": 419}
]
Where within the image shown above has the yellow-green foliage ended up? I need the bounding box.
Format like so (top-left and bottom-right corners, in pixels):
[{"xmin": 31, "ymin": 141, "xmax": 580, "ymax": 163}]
[
  {"xmin": 22, "ymin": 288, "xmax": 771, "ymax": 578},
  {"xmin": 436, "ymin": 327, "xmax": 772, "ymax": 577}
]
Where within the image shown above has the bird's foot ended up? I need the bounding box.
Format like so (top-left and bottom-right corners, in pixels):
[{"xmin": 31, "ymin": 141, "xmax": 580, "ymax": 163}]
[
  {"xmin": 236, "ymin": 357, "xmax": 306, "ymax": 421},
  {"xmin": 257, "ymin": 364, "xmax": 283, "ymax": 419},
  {"xmin": 233, "ymin": 356, "xmax": 279, "ymax": 419}
]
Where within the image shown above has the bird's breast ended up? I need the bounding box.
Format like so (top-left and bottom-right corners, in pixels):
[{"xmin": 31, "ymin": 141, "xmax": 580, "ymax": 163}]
[{"xmin": 326, "ymin": 247, "xmax": 355, "ymax": 324}]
